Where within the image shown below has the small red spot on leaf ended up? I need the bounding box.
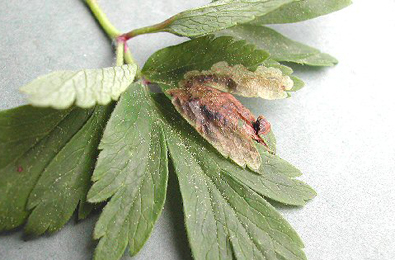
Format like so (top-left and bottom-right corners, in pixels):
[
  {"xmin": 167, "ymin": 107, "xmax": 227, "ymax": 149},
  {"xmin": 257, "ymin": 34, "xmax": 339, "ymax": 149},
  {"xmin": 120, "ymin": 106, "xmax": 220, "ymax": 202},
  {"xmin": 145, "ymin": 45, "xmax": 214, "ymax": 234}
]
[{"xmin": 17, "ymin": 166, "xmax": 23, "ymax": 173}]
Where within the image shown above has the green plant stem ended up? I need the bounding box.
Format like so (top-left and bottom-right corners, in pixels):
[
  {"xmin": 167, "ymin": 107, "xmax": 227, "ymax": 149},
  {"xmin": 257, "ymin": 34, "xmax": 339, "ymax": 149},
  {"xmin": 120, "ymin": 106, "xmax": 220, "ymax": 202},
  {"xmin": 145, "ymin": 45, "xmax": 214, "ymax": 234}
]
[
  {"xmin": 85, "ymin": 0, "xmax": 139, "ymax": 68},
  {"xmin": 115, "ymin": 41, "xmax": 124, "ymax": 66},
  {"xmin": 85, "ymin": 0, "xmax": 121, "ymax": 39},
  {"xmin": 122, "ymin": 17, "xmax": 175, "ymax": 40},
  {"xmin": 123, "ymin": 45, "xmax": 135, "ymax": 64}
]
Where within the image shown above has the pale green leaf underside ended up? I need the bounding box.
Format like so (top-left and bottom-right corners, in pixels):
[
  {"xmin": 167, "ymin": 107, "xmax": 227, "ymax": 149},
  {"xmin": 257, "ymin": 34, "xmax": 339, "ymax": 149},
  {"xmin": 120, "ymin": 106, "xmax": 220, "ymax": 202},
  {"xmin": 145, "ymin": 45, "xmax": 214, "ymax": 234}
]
[
  {"xmin": 253, "ymin": 0, "xmax": 352, "ymax": 24},
  {"xmin": 0, "ymin": 106, "xmax": 97, "ymax": 231},
  {"xmin": 165, "ymin": 0, "xmax": 296, "ymax": 37},
  {"xmin": 142, "ymin": 36, "xmax": 269, "ymax": 90},
  {"xmin": 153, "ymin": 94, "xmax": 314, "ymax": 260},
  {"xmin": 87, "ymin": 82, "xmax": 168, "ymax": 260},
  {"xmin": 20, "ymin": 64, "xmax": 137, "ymax": 109},
  {"xmin": 216, "ymin": 24, "xmax": 337, "ymax": 66}
]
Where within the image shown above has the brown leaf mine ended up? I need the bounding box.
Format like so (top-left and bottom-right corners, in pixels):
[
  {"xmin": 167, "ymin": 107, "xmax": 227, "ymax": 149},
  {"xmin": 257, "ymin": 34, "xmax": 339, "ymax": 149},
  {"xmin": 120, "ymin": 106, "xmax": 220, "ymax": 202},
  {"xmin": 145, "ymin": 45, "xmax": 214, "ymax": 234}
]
[
  {"xmin": 182, "ymin": 61, "xmax": 293, "ymax": 100},
  {"xmin": 168, "ymin": 81, "xmax": 273, "ymax": 171}
]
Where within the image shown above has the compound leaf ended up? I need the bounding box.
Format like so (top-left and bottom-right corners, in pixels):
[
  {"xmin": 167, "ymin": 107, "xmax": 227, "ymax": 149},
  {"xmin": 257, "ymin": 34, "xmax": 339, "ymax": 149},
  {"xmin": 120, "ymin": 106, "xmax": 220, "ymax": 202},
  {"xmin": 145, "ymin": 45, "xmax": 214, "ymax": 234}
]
[{"xmin": 1, "ymin": 82, "xmax": 315, "ymax": 260}]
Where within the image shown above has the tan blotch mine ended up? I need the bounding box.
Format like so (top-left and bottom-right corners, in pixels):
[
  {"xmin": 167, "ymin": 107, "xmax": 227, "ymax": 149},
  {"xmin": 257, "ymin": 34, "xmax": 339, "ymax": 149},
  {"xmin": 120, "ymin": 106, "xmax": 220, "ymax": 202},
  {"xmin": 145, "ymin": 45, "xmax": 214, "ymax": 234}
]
[{"xmin": 182, "ymin": 61, "xmax": 293, "ymax": 100}]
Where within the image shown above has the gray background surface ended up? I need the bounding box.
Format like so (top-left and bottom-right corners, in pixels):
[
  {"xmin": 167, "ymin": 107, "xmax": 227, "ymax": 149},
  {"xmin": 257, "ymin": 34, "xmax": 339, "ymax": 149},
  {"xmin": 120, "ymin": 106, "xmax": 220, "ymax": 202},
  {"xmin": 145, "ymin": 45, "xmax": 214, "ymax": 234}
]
[{"xmin": 0, "ymin": 0, "xmax": 394, "ymax": 259}]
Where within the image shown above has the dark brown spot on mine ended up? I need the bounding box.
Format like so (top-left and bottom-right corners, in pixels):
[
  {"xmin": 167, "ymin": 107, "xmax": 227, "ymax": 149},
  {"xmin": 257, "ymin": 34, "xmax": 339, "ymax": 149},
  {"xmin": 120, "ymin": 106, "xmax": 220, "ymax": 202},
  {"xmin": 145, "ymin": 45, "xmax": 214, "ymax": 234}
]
[
  {"xmin": 191, "ymin": 74, "xmax": 238, "ymax": 91},
  {"xmin": 253, "ymin": 115, "xmax": 271, "ymax": 136},
  {"xmin": 225, "ymin": 77, "xmax": 237, "ymax": 90}
]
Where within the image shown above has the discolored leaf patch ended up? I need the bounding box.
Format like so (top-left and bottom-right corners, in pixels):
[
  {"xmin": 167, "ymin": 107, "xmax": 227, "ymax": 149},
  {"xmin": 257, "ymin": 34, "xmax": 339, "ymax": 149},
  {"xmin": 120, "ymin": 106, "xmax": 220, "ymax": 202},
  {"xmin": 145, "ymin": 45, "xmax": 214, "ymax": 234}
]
[
  {"xmin": 168, "ymin": 81, "xmax": 273, "ymax": 171},
  {"xmin": 182, "ymin": 61, "xmax": 293, "ymax": 100}
]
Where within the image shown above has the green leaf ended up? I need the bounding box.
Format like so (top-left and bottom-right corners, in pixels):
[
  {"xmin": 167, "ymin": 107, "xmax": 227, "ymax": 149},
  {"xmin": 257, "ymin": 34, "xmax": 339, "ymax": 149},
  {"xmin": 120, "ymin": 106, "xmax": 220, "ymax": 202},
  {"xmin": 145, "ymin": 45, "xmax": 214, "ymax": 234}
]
[
  {"xmin": 153, "ymin": 94, "xmax": 315, "ymax": 260},
  {"xmin": 262, "ymin": 58, "xmax": 294, "ymax": 75},
  {"xmin": 24, "ymin": 105, "xmax": 114, "ymax": 235},
  {"xmin": 216, "ymin": 24, "xmax": 338, "ymax": 66},
  {"xmin": 253, "ymin": 0, "xmax": 352, "ymax": 24},
  {"xmin": 0, "ymin": 106, "xmax": 70, "ymax": 170},
  {"xmin": 289, "ymin": 76, "xmax": 305, "ymax": 92},
  {"xmin": 162, "ymin": 0, "xmax": 296, "ymax": 37},
  {"xmin": 296, "ymin": 53, "xmax": 338, "ymax": 67},
  {"xmin": 259, "ymin": 124, "xmax": 277, "ymax": 153},
  {"xmin": 142, "ymin": 36, "xmax": 269, "ymax": 91},
  {"xmin": 230, "ymin": 145, "xmax": 316, "ymax": 205},
  {"xmin": 20, "ymin": 65, "xmax": 137, "ymax": 109},
  {"xmin": 87, "ymin": 82, "xmax": 168, "ymax": 260},
  {"xmin": 0, "ymin": 106, "xmax": 93, "ymax": 231}
]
